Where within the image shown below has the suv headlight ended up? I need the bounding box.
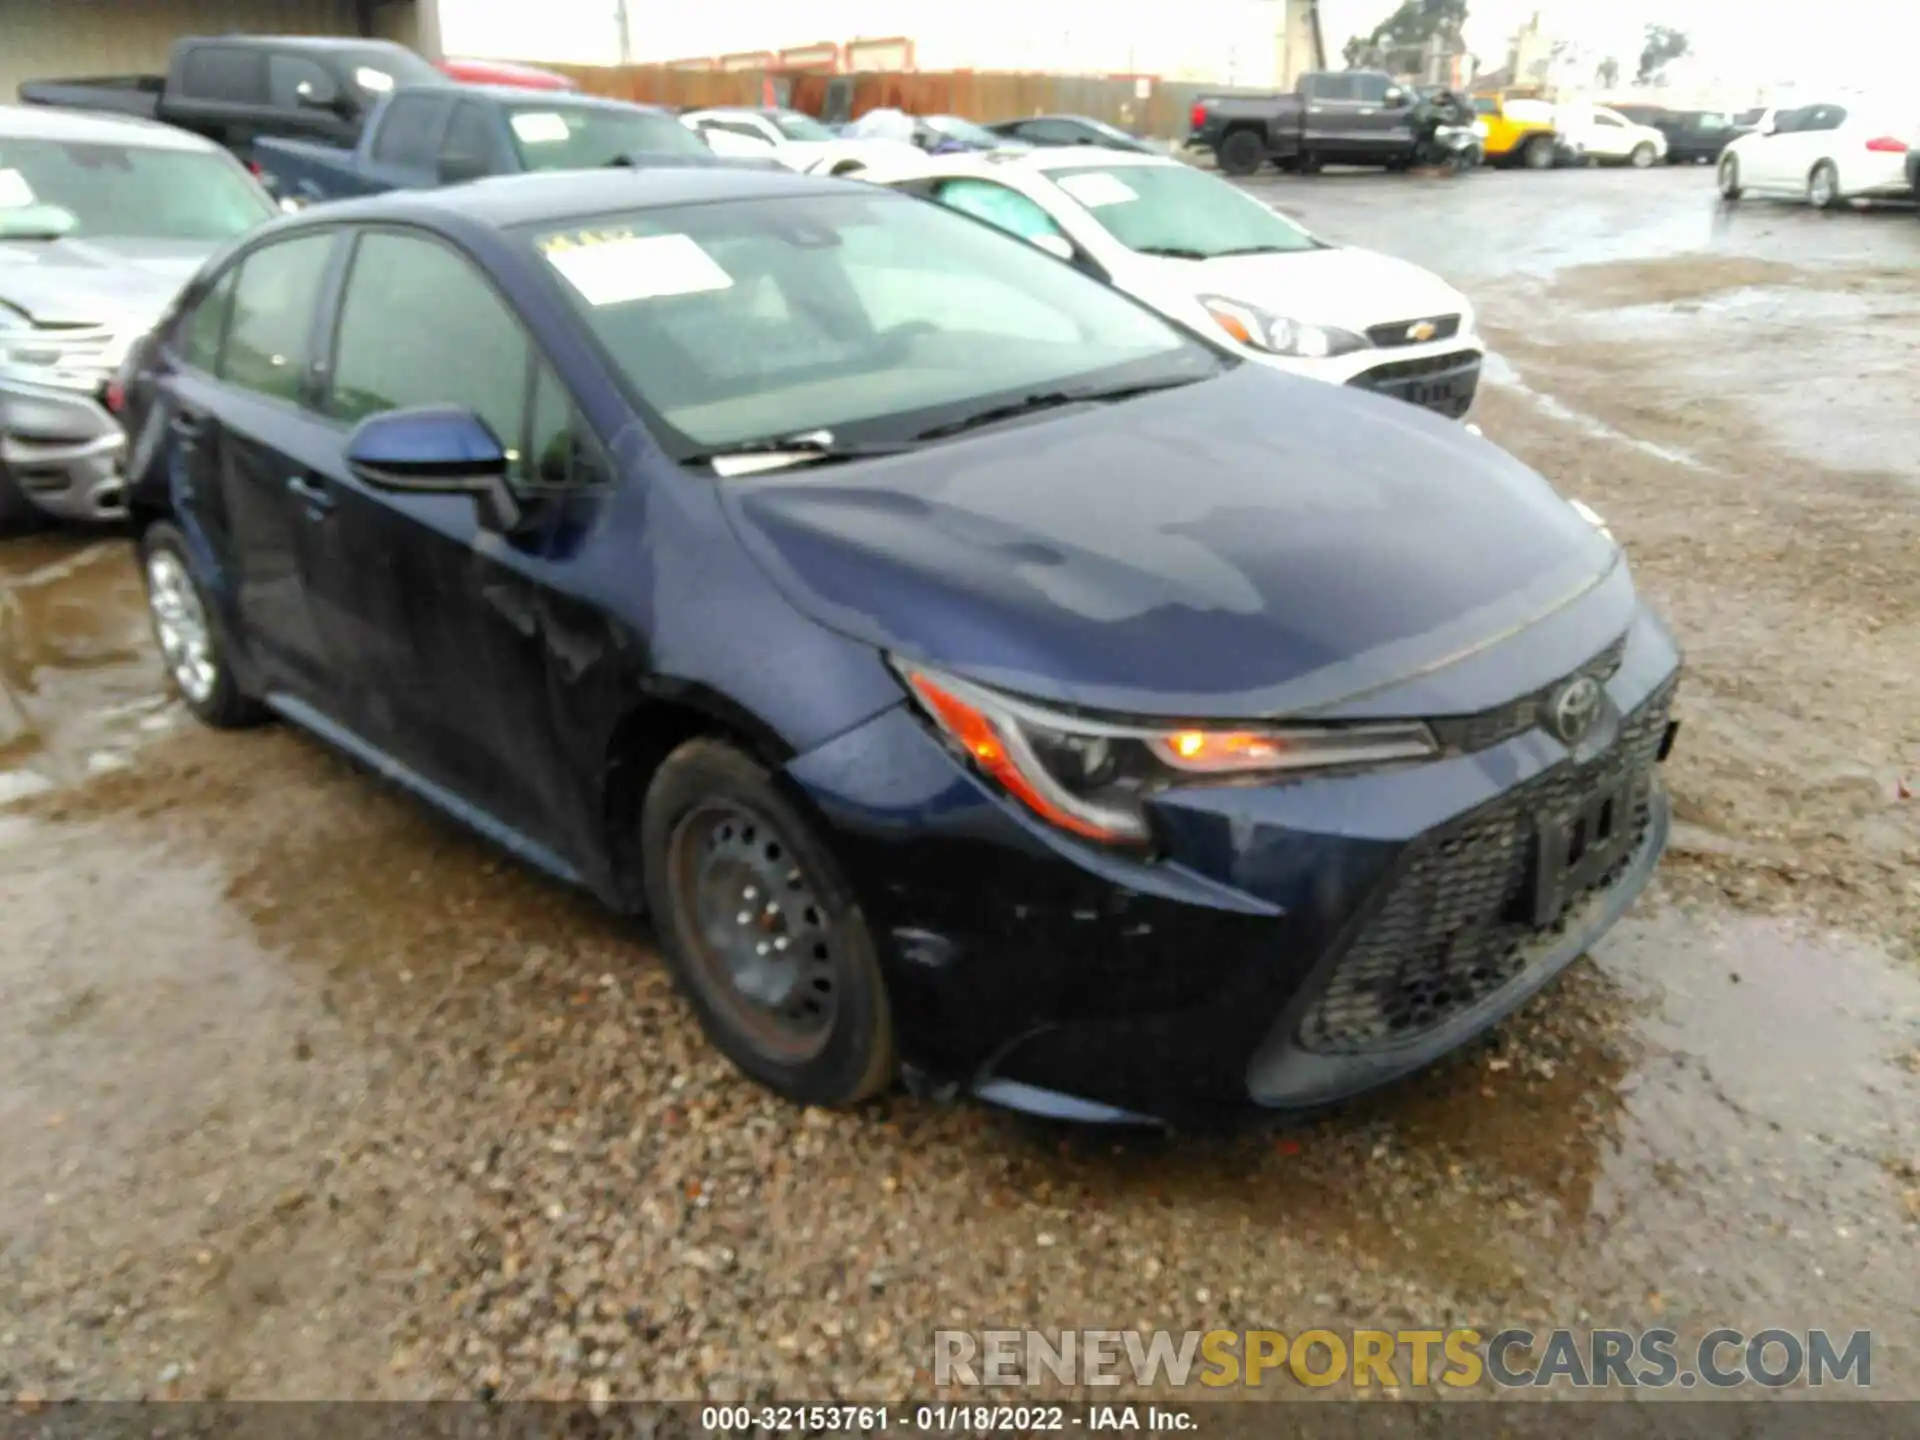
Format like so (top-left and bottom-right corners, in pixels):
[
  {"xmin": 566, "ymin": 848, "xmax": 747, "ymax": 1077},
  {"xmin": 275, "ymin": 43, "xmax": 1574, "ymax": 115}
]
[
  {"xmin": 1196, "ymin": 294, "xmax": 1367, "ymax": 360},
  {"xmin": 895, "ymin": 661, "xmax": 1437, "ymax": 845}
]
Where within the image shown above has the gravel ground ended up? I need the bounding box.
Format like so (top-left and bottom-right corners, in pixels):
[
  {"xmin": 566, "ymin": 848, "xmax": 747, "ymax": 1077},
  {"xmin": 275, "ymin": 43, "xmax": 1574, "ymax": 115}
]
[{"xmin": 1, "ymin": 167, "xmax": 1916, "ymax": 1407}]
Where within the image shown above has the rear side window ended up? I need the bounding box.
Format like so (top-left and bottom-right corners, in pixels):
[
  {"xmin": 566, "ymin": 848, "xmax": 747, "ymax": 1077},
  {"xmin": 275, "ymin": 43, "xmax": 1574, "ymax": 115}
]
[
  {"xmin": 371, "ymin": 95, "xmax": 448, "ymax": 163},
  {"xmin": 179, "ymin": 47, "xmax": 266, "ymax": 104},
  {"xmin": 328, "ymin": 230, "xmax": 570, "ymax": 485},
  {"xmin": 220, "ymin": 232, "xmax": 336, "ymax": 403},
  {"xmin": 266, "ymin": 54, "xmax": 338, "ymax": 110},
  {"xmin": 930, "ymin": 179, "xmax": 1065, "ymax": 243},
  {"xmin": 177, "ymin": 268, "xmax": 238, "ymax": 372}
]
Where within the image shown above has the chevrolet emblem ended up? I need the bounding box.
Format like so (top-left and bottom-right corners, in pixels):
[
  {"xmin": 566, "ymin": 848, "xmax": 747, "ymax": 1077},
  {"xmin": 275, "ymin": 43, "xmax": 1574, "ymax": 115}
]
[{"xmin": 1406, "ymin": 320, "xmax": 1437, "ymax": 342}]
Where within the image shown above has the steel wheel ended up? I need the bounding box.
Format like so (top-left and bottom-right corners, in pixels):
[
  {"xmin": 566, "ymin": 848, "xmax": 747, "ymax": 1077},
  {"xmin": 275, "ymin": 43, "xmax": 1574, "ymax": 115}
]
[
  {"xmin": 668, "ymin": 799, "xmax": 839, "ymax": 1062},
  {"xmin": 1630, "ymin": 142, "xmax": 1655, "ymax": 168},
  {"xmin": 146, "ymin": 547, "xmax": 217, "ymax": 705}
]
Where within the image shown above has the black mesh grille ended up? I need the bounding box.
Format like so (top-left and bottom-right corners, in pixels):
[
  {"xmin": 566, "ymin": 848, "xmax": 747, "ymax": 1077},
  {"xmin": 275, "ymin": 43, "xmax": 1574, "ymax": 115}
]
[
  {"xmin": 1365, "ymin": 314, "xmax": 1464, "ymax": 348},
  {"xmin": 1349, "ymin": 351, "xmax": 1481, "ymax": 420},
  {"xmin": 1298, "ymin": 678, "xmax": 1676, "ymax": 1055}
]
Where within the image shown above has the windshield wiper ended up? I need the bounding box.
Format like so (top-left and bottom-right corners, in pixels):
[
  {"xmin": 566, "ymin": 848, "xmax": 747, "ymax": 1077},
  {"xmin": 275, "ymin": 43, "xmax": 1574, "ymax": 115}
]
[
  {"xmin": 1206, "ymin": 243, "xmax": 1306, "ymax": 256},
  {"xmin": 1133, "ymin": 245, "xmax": 1211, "ymax": 259},
  {"xmin": 687, "ymin": 428, "xmax": 918, "ymax": 477},
  {"xmin": 915, "ymin": 377, "xmax": 1204, "ymax": 443}
]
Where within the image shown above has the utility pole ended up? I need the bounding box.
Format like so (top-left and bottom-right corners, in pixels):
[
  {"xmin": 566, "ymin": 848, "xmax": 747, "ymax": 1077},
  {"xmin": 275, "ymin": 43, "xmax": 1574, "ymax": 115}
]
[{"xmin": 614, "ymin": 0, "xmax": 632, "ymax": 65}]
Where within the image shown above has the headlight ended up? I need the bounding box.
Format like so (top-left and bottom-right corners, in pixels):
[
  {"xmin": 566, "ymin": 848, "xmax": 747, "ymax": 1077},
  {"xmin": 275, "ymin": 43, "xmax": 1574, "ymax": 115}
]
[
  {"xmin": 895, "ymin": 661, "xmax": 1438, "ymax": 845},
  {"xmin": 1196, "ymin": 294, "xmax": 1367, "ymax": 360}
]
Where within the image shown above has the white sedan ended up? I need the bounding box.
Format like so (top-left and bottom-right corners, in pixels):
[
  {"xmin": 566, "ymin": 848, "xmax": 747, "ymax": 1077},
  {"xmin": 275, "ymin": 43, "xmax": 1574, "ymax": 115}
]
[
  {"xmin": 1717, "ymin": 100, "xmax": 1917, "ymax": 207},
  {"xmin": 679, "ymin": 106, "xmax": 916, "ymax": 176},
  {"xmin": 1559, "ymin": 103, "xmax": 1668, "ymax": 167},
  {"xmin": 857, "ymin": 149, "xmax": 1485, "ymax": 421}
]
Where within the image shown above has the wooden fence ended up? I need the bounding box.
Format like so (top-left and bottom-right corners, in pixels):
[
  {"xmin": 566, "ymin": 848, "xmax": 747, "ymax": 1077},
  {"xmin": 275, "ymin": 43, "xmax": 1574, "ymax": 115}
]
[{"xmin": 547, "ymin": 63, "xmax": 1280, "ymax": 140}]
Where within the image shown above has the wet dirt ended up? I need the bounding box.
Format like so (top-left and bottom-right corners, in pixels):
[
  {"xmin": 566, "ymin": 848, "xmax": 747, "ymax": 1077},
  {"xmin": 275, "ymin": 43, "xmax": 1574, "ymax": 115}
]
[{"xmin": 2, "ymin": 165, "xmax": 1918, "ymax": 1402}]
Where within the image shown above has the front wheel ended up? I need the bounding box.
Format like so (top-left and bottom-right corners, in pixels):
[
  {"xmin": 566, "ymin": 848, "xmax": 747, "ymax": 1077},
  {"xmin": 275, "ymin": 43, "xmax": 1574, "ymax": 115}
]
[
  {"xmin": 1630, "ymin": 142, "xmax": 1656, "ymax": 168},
  {"xmin": 641, "ymin": 738, "xmax": 896, "ymax": 1108},
  {"xmin": 1718, "ymin": 154, "xmax": 1742, "ymax": 200},
  {"xmin": 1522, "ymin": 134, "xmax": 1555, "ymax": 170}
]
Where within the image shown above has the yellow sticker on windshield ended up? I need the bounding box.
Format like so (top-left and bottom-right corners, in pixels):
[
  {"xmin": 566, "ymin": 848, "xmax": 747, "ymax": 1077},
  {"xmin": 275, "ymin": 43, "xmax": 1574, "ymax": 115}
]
[{"xmin": 545, "ymin": 231, "xmax": 735, "ymax": 306}]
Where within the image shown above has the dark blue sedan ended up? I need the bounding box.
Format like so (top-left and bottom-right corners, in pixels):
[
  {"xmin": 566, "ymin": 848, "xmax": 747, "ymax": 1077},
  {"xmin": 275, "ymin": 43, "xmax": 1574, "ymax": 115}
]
[{"xmin": 119, "ymin": 168, "xmax": 1681, "ymax": 1125}]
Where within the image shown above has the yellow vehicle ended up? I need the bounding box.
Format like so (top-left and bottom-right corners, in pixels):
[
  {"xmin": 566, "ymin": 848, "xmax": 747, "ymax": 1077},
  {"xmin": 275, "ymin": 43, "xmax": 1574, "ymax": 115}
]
[{"xmin": 1471, "ymin": 92, "xmax": 1565, "ymax": 169}]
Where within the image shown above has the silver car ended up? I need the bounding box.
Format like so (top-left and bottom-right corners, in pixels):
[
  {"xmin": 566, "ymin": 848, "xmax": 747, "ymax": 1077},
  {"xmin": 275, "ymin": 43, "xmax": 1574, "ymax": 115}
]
[{"xmin": 1, "ymin": 105, "xmax": 277, "ymax": 530}]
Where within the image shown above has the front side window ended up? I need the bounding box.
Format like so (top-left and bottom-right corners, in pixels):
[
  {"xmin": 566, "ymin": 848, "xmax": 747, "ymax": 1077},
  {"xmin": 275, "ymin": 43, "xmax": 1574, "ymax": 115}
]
[
  {"xmin": 931, "ymin": 179, "xmax": 1065, "ymax": 243},
  {"xmin": 222, "ymin": 232, "xmax": 336, "ymax": 403},
  {"xmin": 923, "ymin": 116, "xmax": 1005, "ymax": 149},
  {"xmin": 508, "ymin": 104, "xmax": 709, "ymax": 169},
  {"xmin": 526, "ymin": 189, "xmax": 1216, "ymax": 456},
  {"xmin": 1048, "ymin": 163, "xmax": 1319, "ymax": 259},
  {"xmin": 267, "ymin": 55, "xmax": 337, "ymax": 110},
  {"xmin": 0, "ymin": 138, "xmax": 274, "ymax": 242},
  {"xmin": 1306, "ymin": 74, "xmax": 1356, "ymax": 102},
  {"xmin": 441, "ymin": 103, "xmax": 503, "ymax": 173},
  {"xmin": 328, "ymin": 231, "xmax": 548, "ymax": 482},
  {"xmin": 1353, "ymin": 73, "xmax": 1391, "ymax": 104}
]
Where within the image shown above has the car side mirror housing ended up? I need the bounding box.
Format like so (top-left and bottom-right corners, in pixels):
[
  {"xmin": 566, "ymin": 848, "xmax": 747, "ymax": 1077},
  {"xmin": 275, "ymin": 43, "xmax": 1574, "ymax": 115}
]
[
  {"xmin": 1385, "ymin": 87, "xmax": 1409, "ymax": 107},
  {"xmin": 1758, "ymin": 116, "xmax": 1775, "ymax": 135},
  {"xmin": 1030, "ymin": 233, "xmax": 1075, "ymax": 261},
  {"xmin": 346, "ymin": 406, "xmax": 525, "ymax": 533}
]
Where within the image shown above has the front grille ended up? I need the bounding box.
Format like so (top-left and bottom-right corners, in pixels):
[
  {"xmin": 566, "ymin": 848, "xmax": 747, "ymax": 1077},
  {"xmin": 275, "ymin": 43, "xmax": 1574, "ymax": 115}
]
[
  {"xmin": 1426, "ymin": 634, "xmax": 1627, "ymax": 756},
  {"xmin": 1350, "ymin": 351, "xmax": 1481, "ymax": 420},
  {"xmin": 1365, "ymin": 314, "xmax": 1463, "ymax": 349},
  {"xmin": 1298, "ymin": 677, "xmax": 1676, "ymax": 1055}
]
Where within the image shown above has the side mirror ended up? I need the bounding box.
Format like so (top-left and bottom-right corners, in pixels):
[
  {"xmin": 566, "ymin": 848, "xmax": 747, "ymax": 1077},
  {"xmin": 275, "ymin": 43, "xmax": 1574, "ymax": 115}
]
[
  {"xmin": 1758, "ymin": 117, "xmax": 1776, "ymax": 136},
  {"xmin": 1029, "ymin": 233, "xmax": 1075, "ymax": 261},
  {"xmin": 294, "ymin": 82, "xmax": 345, "ymax": 115},
  {"xmin": 346, "ymin": 406, "xmax": 524, "ymax": 533},
  {"xmin": 1384, "ymin": 87, "xmax": 1409, "ymax": 107}
]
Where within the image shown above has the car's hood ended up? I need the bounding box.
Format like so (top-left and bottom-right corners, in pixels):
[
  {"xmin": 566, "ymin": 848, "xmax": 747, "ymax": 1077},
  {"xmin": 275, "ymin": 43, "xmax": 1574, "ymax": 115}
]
[
  {"xmin": 1175, "ymin": 245, "xmax": 1467, "ymax": 329},
  {"xmin": 0, "ymin": 236, "xmax": 215, "ymax": 327},
  {"xmin": 721, "ymin": 363, "xmax": 1623, "ymax": 719}
]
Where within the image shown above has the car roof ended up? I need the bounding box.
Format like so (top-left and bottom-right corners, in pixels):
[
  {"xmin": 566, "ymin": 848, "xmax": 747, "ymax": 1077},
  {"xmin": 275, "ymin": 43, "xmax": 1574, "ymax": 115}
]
[
  {"xmin": 183, "ymin": 33, "xmax": 411, "ymax": 52},
  {"xmin": 453, "ymin": 86, "xmax": 671, "ymax": 114},
  {"xmin": 292, "ymin": 165, "xmax": 865, "ymax": 231},
  {"xmin": 0, "ymin": 102, "xmax": 221, "ymax": 152}
]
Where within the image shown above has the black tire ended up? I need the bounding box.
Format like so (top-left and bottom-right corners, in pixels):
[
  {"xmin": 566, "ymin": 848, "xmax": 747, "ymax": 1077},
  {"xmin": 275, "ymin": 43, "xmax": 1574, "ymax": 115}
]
[
  {"xmin": 0, "ymin": 466, "xmax": 46, "ymax": 536},
  {"xmin": 1217, "ymin": 129, "xmax": 1265, "ymax": 177},
  {"xmin": 1718, "ymin": 154, "xmax": 1742, "ymax": 200},
  {"xmin": 1522, "ymin": 134, "xmax": 1555, "ymax": 170},
  {"xmin": 1630, "ymin": 142, "xmax": 1656, "ymax": 168},
  {"xmin": 138, "ymin": 521, "xmax": 267, "ymax": 730},
  {"xmin": 1298, "ymin": 152, "xmax": 1324, "ymax": 174},
  {"xmin": 641, "ymin": 738, "xmax": 896, "ymax": 1108},
  {"xmin": 1808, "ymin": 160, "xmax": 1841, "ymax": 210}
]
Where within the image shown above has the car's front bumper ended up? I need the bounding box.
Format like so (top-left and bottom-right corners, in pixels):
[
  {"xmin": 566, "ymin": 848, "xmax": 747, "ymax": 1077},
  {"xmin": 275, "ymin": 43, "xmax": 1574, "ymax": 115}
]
[
  {"xmin": 0, "ymin": 378, "xmax": 129, "ymax": 523},
  {"xmin": 786, "ymin": 604, "xmax": 1682, "ymax": 1125}
]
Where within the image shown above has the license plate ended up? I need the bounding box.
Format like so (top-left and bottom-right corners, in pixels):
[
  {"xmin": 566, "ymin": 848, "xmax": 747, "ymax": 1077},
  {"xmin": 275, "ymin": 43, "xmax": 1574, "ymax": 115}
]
[{"xmin": 1528, "ymin": 775, "xmax": 1638, "ymax": 926}]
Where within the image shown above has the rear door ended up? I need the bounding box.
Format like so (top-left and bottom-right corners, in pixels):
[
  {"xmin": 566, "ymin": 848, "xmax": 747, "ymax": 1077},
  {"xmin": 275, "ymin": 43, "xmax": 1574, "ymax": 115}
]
[{"xmin": 173, "ymin": 228, "xmax": 347, "ymax": 705}]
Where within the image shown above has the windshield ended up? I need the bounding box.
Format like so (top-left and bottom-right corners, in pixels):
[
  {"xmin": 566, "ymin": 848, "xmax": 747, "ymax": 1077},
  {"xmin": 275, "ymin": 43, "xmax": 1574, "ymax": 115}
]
[
  {"xmin": 1050, "ymin": 164, "xmax": 1320, "ymax": 258},
  {"xmin": 350, "ymin": 47, "xmax": 443, "ymax": 93},
  {"xmin": 0, "ymin": 138, "xmax": 273, "ymax": 241},
  {"xmin": 925, "ymin": 115, "xmax": 1005, "ymax": 147},
  {"xmin": 772, "ymin": 111, "xmax": 835, "ymax": 141},
  {"xmin": 527, "ymin": 191, "xmax": 1219, "ymax": 456},
  {"xmin": 507, "ymin": 105, "xmax": 709, "ymax": 169}
]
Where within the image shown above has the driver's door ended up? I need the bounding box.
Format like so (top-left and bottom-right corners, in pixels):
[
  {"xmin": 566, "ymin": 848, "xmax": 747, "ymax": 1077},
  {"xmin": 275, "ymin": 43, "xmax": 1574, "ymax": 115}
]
[{"xmin": 1745, "ymin": 107, "xmax": 1803, "ymax": 187}]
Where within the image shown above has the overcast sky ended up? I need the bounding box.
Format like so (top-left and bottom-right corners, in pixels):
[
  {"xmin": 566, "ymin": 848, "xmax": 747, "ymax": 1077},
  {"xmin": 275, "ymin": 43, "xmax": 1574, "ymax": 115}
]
[{"xmin": 1316, "ymin": 0, "xmax": 1918, "ymax": 92}]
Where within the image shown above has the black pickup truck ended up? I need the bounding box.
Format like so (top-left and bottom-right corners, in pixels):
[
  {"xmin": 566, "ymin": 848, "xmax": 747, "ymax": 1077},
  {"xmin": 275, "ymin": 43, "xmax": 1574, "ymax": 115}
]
[
  {"xmin": 18, "ymin": 35, "xmax": 449, "ymax": 173},
  {"xmin": 1188, "ymin": 70, "xmax": 1421, "ymax": 176},
  {"xmin": 256, "ymin": 86, "xmax": 769, "ymax": 207}
]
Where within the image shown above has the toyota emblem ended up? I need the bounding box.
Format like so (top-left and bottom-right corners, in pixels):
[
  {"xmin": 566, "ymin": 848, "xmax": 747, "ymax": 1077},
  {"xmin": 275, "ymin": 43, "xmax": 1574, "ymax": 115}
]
[{"xmin": 1544, "ymin": 676, "xmax": 1604, "ymax": 745}]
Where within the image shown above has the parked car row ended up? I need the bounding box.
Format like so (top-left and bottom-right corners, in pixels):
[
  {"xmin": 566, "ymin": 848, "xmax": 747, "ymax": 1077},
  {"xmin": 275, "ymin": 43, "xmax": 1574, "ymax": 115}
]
[{"xmin": 1716, "ymin": 100, "xmax": 1918, "ymax": 209}]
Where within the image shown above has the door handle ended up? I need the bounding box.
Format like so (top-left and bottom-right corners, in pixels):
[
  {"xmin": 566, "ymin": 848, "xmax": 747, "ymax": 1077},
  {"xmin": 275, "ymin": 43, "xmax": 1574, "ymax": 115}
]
[
  {"xmin": 169, "ymin": 411, "xmax": 205, "ymax": 441},
  {"xmin": 286, "ymin": 475, "xmax": 334, "ymax": 513},
  {"xmin": 1359, "ymin": 107, "xmax": 1377, "ymax": 116}
]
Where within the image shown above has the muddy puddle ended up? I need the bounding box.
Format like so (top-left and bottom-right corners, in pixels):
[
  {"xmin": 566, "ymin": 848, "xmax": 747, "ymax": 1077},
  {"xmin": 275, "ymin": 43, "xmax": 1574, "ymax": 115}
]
[{"xmin": 2, "ymin": 528, "xmax": 1916, "ymax": 1398}]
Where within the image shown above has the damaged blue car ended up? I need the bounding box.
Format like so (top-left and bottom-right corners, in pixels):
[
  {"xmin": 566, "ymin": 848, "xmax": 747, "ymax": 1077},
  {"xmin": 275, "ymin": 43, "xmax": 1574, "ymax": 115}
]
[{"xmin": 119, "ymin": 167, "xmax": 1681, "ymax": 1125}]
